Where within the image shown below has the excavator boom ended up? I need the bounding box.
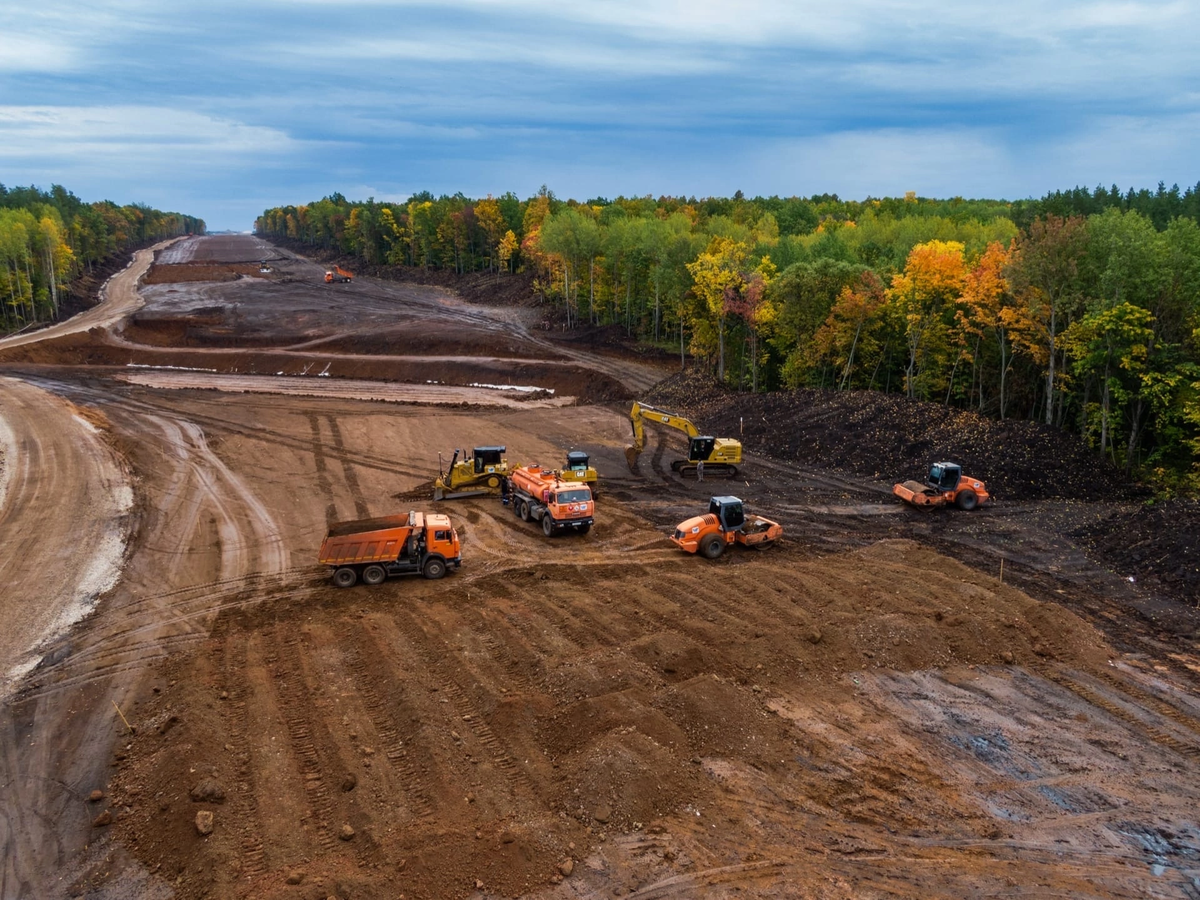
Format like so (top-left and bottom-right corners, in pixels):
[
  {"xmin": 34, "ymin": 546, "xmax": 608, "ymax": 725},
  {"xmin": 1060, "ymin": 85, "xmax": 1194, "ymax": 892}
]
[{"xmin": 625, "ymin": 401, "xmax": 741, "ymax": 478}]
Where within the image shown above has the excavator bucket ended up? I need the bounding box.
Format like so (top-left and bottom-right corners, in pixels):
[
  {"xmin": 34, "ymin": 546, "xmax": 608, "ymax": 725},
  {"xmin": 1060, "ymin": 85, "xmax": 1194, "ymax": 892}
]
[{"xmin": 624, "ymin": 444, "xmax": 641, "ymax": 473}]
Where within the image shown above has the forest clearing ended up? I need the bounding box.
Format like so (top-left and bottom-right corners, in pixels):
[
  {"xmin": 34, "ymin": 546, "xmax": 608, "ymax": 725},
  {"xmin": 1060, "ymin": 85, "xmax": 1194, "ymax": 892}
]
[{"xmin": 1, "ymin": 234, "xmax": 1198, "ymax": 900}]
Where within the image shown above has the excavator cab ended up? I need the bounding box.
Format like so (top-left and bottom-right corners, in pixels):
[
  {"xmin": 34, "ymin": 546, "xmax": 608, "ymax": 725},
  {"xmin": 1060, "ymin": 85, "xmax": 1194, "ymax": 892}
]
[
  {"xmin": 689, "ymin": 436, "xmax": 717, "ymax": 462},
  {"xmin": 473, "ymin": 447, "xmax": 507, "ymax": 473},
  {"xmin": 927, "ymin": 462, "xmax": 961, "ymax": 491},
  {"xmin": 709, "ymin": 496, "xmax": 745, "ymax": 532}
]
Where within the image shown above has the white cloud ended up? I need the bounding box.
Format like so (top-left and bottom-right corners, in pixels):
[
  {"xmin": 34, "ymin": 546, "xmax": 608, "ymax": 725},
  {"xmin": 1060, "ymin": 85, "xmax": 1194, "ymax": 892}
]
[{"xmin": 0, "ymin": 106, "xmax": 303, "ymax": 166}]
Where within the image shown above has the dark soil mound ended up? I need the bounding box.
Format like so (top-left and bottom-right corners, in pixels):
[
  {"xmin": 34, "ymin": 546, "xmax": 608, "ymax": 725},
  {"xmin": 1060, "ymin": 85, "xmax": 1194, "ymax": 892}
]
[
  {"xmin": 644, "ymin": 369, "xmax": 1139, "ymax": 502},
  {"xmin": 269, "ymin": 236, "xmax": 538, "ymax": 307},
  {"xmin": 1076, "ymin": 501, "xmax": 1200, "ymax": 605}
]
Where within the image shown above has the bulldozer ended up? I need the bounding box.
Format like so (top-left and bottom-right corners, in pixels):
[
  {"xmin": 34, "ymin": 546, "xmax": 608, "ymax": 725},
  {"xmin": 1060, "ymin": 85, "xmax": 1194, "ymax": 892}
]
[
  {"xmin": 433, "ymin": 446, "xmax": 512, "ymax": 500},
  {"xmin": 893, "ymin": 462, "xmax": 989, "ymax": 511},
  {"xmin": 625, "ymin": 401, "xmax": 742, "ymax": 478},
  {"xmin": 671, "ymin": 496, "xmax": 782, "ymax": 559},
  {"xmin": 557, "ymin": 450, "xmax": 599, "ymax": 496}
]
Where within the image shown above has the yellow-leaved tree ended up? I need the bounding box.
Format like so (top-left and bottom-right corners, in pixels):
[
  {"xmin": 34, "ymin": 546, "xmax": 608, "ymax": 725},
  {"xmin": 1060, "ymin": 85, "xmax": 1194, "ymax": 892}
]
[{"xmin": 888, "ymin": 239, "xmax": 967, "ymax": 398}]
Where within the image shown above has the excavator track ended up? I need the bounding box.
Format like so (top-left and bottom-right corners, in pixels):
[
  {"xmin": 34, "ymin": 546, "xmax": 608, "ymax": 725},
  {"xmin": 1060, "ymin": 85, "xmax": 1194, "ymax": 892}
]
[{"xmin": 674, "ymin": 462, "xmax": 739, "ymax": 479}]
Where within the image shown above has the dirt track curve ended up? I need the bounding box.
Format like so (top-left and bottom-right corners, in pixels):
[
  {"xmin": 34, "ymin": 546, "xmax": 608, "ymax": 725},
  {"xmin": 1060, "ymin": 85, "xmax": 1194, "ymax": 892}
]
[{"xmin": 1, "ymin": 235, "xmax": 1198, "ymax": 900}]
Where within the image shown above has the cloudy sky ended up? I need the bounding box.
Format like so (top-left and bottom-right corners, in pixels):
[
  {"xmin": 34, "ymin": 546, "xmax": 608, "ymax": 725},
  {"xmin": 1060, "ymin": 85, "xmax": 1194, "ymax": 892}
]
[{"xmin": 2, "ymin": 0, "xmax": 1198, "ymax": 230}]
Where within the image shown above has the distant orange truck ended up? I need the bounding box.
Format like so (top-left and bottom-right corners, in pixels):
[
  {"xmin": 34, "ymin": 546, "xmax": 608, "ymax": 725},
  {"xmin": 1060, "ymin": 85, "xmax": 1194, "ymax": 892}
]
[
  {"xmin": 324, "ymin": 265, "xmax": 353, "ymax": 283},
  {"xmin": 318, "ymin": 511, "xmax": 461, "ymax": 587}
]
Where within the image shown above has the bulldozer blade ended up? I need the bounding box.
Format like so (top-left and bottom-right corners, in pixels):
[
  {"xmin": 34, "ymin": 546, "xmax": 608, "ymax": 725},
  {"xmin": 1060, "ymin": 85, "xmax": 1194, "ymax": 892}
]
[
  {"xmin": 624, "ymin": 444, "xmax": 641, "ymax": 473},
  {"xmin": 433, "ymin": 487, "xmax": 495, "ymax": 501}
]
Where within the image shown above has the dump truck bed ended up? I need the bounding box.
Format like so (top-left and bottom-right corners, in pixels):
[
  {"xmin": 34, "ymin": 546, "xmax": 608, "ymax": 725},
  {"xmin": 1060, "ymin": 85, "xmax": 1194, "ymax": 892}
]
[{"xmin": 319, "ymin": 514, "xmax": 418, "ymax": 565}]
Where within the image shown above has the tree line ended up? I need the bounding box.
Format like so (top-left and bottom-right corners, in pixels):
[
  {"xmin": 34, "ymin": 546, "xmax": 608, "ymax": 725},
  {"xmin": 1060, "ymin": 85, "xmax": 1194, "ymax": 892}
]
[
  {"xmin": 0, "ymin": 183, "xmax": 204, "ymax": 334},
  {"xmin": 259, "ymin": 183, "xmax": 1200, "ymax": 490}
]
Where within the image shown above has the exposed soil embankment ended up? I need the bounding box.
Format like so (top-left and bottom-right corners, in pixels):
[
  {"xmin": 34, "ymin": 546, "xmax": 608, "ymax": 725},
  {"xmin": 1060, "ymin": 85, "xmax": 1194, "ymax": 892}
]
[
  {"xmin": 267, "ymin": 235, "xmax": 538, "ymax": 308},
  {"xmin": 645, "ymin": 369, "xmax": 1138, "ymax": 502},
  {"xmin": 0, "ymin": 331, "xmax": 628, "ymax": 402},
  {"xmin": 1078, "ymin": 500, "xmax": 1200, "ymax": 605}
]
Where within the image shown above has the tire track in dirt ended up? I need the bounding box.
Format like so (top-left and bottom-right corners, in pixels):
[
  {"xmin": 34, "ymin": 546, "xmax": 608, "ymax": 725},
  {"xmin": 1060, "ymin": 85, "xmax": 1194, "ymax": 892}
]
[
  {"xmin": 1039, "ymin": 667, "xmax": 1200, "ymax": 759},
  {"xmin": 264, "ymin": 625, "xmax": 347, "ymax": 857},
  {"xmin": 385, "ymin": 609, "xmax": 538, "ymax": 800},
  {"xmin": 332, "ymin": 619, "xmax": 437, "ymax": 822},
  {"xmin": 327, "ymin": 415, "xmax": 371, "ymax": 519},
  {"xmin": 208, "ymin": 616, "xmax": 269, "ymax": 882},
  {"xmin": 307, "ymin": 413, "xmax": 339, "ymax": 522}
]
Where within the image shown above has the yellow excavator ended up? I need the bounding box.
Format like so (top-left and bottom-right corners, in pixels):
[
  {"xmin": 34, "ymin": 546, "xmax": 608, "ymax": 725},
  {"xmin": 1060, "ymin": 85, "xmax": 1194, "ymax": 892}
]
[
  {"xmin": 434, "ymin": 446, "xmax": 512, "ymax": 500},
  {"xmin": 625, "ymin": 401, "xmax": 742, "ymax": 479}
]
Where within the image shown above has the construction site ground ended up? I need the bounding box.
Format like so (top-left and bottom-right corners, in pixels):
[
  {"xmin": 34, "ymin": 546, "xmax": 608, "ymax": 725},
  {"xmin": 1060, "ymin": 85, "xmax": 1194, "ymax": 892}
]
[{"xmin": 1, "ymin": 235, "xmax": 1199, "ymax": 900}]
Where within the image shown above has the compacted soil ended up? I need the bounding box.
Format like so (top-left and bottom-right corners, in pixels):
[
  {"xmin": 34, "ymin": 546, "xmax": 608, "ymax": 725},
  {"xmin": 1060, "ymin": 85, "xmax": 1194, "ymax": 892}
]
[{"xmin": 1, "ymin": 235, "xmax": 1198, "ymax": 900}]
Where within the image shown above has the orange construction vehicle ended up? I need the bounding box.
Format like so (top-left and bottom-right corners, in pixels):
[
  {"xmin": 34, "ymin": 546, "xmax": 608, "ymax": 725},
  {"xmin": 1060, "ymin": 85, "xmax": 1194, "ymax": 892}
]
[
  {"xmin": 893, "ymin": 462, "xmax": 989, "ymax": 511},
  {"xmin": 318, "ymin": 511, "xmax": 462, "ymax": 587},
  {"xmin": 324, "ymin": 265, "xmax": 353, "ymax": 283},
  {"xmin": 671, "ymin": 496, "xmax": 782, "ymax": 559},
  {"xmin": 503, "ymin": 465, "xmax": 594, "ymax": 537}
]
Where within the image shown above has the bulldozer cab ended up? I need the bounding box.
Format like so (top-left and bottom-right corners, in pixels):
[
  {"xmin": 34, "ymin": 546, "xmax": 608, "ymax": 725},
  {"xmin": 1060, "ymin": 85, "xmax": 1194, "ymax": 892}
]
[
  {"xmin": 473, "ymin": 447, "xmax": 506, "ymax": 473},
  {"xmin": 565, "ymin": 451, "xmax": 590, "ymax": 472},
  {"xmin": 709, "ymin": 496, "xmax": 745, "ymax": 531},
  {"xmin": 927, "ymin": 463, "xmax": 961, "ymax": 491},
  {"xmin": 689, "ymin": 436, "xmax": 717, "ymax": 462}
]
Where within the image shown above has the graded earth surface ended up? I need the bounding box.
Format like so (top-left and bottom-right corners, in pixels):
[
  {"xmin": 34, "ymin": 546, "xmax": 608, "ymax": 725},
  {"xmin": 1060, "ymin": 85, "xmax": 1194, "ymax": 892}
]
[{"xmin": 1, "ymin": 235, "xmax": 1198, "ymax": 900}]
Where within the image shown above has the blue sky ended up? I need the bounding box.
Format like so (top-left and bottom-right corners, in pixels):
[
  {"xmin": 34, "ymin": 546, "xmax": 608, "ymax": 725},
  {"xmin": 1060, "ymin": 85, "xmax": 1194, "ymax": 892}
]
[{"xmin": 2, "ymin": 0, "xmax": 1198, "ymax": 231}]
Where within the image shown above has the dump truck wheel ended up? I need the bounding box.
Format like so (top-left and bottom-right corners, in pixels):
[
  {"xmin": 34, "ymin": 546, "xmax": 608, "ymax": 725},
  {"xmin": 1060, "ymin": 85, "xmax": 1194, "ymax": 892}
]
[
  {"xmin": 333, "ymin": 567, "xmax": 357, "ymax": 588},
  {"xmin": 542, "ymin": 515, "xmax": 556, "ymax": 537},
  {"xmin": 956, "ymin": 489, "xmax": 978, "ymax": 511},
  {"xmin": 700, "ymin": 534, "xmax": 724, "ymax": 559},
  {"xmin": 423, "ymin": 557, "xmax": 447, "ymax": 580},
  {"xmin": 519, "ymin": 500, "xmax": 531, "ymax": 521},
  {"xmin": 362, "ymin": 565, "xmax": 386, "ymax": 586}
]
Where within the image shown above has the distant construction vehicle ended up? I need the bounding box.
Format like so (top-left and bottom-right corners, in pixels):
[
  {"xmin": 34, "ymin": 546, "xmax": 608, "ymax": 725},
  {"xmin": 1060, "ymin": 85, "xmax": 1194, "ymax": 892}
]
[
  {"xmin": 325, "ymin": 265, "xmax": 353, "ymax": 283},
  {"xmin": 434, "ymin": 447, "xmax": 512, "ymax": 500},
  {"xmin": 503, "ymin": 465, "xmax": 594, "ymax": 536},
  {"xmin": 671, "ymin": 496, "xmax": 782, "ymax": 559},
  {"xmin": 626, "ymin": 401, "xmax": 742, "ymax": 478},
  {"xmin": 318, "ymin": 511, "xmax": 462, "ymax": 587},
  {"xmin": 893, "ymin": 462, "xmax": 989, "ymax": 511},
  {"xmin": 557, "ymin": 450, "xmax": 599, "ymax": 496}
]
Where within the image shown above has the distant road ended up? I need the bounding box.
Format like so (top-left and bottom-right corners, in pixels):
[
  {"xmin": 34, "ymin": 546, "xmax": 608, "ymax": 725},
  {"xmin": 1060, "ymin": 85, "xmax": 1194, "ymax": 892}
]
[{"xmin": 0, "ymin": 238, "xmax": 177, "ymax": 352}]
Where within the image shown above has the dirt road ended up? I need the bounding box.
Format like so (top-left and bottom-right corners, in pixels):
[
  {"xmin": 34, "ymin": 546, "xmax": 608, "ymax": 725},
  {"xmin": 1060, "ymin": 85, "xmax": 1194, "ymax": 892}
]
[{"xmin": 2, "ymin": 234, "xmax": 1199, "ymax": 900}]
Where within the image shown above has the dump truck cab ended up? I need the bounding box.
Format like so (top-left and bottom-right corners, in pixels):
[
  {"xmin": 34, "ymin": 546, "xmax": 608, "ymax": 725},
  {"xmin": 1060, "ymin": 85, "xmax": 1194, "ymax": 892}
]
[{"xmin": 671, "ymin": 496, "xmax": 782, "ymax": 559}]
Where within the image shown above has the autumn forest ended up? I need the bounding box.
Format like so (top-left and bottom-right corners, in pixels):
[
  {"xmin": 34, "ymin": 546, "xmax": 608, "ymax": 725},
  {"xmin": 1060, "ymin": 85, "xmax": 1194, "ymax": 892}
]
[
  {"xmin": 257, "ymin": 184, "xmax": 1200, "ymax": 491},
  {"xmin": 0, "ymin": 183, "xmax": 204, "ymax": 333}
]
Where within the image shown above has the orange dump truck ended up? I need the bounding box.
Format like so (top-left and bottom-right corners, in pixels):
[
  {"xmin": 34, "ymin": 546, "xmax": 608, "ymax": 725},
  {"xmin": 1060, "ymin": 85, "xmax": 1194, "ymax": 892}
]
[
  {"xmin": 324, "ymin": 265, "xmax": 353, "ymax": 283},
  {"xmin": 318, "ymin": 511, "xmax": 461, "ymax": 587},
  {"xmin": 503, "ymin": 465, "xmax": 594, "ymax": 537}
]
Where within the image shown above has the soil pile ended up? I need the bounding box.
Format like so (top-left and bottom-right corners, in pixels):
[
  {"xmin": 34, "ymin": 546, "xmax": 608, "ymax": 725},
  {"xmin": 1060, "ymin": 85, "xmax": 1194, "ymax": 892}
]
[
  {"xmin": 645, "ymin": 369, "xmax": 1138, "ymax": 501},
  {"xmin": 1077, "ymin": 500, "xmax": 1200, "ymax": 605}
]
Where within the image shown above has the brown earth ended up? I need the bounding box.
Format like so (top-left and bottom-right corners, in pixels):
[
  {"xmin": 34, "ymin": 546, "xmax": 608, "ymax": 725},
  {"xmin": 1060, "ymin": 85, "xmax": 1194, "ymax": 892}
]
[{"xmin": 2, "ymin": 234, "xmax": 1200, "ymax": 900}]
